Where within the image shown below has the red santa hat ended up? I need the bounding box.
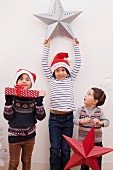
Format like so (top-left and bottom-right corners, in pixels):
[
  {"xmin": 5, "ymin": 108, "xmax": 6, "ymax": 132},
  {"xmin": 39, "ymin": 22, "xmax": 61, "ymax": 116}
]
[
  {"xmin": 51, "ymin": 52, "xmax": 70, "ymax": 73},
  {"xmin": 14, "ymin": 69, "xmax": 36, "ymax": 86}
]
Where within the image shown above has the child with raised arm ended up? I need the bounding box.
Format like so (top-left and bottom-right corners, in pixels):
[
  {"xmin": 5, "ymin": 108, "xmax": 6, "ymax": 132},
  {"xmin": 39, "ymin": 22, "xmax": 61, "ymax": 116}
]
[
  {"xmin": 42, "ymin": 39, "xmax": 81, "ymax": 170},
  {"xmin": 3, "ymin": 69, "xmax": 46, "ymax": 170},
  {"xmin": 74, "ymin": 87, "xmax": 109, "ymax": 170}
]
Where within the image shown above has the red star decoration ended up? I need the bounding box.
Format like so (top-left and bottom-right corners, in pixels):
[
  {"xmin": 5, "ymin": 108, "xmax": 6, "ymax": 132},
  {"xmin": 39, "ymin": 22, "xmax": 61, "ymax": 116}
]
[{"xmin": 63, "ymin": 126, "xmax": 113, "ymax": 170}]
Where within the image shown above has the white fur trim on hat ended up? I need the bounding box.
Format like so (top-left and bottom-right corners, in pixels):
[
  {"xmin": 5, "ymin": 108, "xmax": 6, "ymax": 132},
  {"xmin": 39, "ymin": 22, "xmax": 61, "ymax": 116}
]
[
  {"xmin": 14, "ymin": 70, "xmax": 34, "ymax": 86},
  {"xmin": 51, "ymin": 62, "xmax": 70, "ymax": 73}
]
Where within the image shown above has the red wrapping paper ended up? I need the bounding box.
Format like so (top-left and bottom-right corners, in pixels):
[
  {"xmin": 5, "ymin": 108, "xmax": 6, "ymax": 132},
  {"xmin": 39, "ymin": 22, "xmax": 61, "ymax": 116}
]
[{"xmin": 5, "ymin": 87, "xmax": 39, "ymax": 98}]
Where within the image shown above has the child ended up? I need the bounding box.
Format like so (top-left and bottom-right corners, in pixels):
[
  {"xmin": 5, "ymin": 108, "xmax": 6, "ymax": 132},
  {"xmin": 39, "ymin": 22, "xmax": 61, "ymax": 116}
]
[
  {"xmin": 3, "ymin": 69, "xmax": 46, "ymax": 170},
  {"xmin": 74, "ymin": 87, "xmax": 109, "ymax": 170},
  {"xmin": 42, "ymin": 39, "xmax": 81, "ymax": 170}
]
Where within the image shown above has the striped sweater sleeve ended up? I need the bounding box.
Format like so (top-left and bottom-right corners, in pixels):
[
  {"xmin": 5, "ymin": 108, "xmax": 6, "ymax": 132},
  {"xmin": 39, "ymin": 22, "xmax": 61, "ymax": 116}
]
[
  {"xmin": 100, "ymin": 109, "xmax": 109, "ymax": 127},
  {"xmin": 73, "ymin": 107, "xmax": 81, "ymax": 125},
  {"xmin": 71, "ymin": 45, "xmax": 81, "ymax": 81},
  {"xmin": 42, "ymin": 47, "xmax": 52, "ymax": 81}
]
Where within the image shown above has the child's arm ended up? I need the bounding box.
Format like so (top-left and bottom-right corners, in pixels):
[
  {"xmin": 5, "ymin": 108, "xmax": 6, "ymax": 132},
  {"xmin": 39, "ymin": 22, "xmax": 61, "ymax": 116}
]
[
  {"xmin": 34, "ymin": 90, "xmax": 46, "ymax": 121},
  {"xmin": 3, "ymin": 95, "xmax": 14, "ymax": 120},
  {"xmin": 91, "ymin": 109, "xmax": 109, "ymax": 127},
  {"xmin": 74, "ymin": 107, "xmax": 91, "ymax": 126},
  {"xmin": 71, "ymin": 38, "xmax": 81, "ymax": 81},
  {"xmin": 42, "ymin": 39, "xmax": 52, "ymax": 81}
]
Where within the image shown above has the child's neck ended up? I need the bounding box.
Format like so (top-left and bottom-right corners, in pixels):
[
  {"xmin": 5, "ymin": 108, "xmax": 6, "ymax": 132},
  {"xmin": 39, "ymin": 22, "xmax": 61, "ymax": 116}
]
[{"xmin": 86, "ymin": 104, "xmax": 96, "ymax": 110}]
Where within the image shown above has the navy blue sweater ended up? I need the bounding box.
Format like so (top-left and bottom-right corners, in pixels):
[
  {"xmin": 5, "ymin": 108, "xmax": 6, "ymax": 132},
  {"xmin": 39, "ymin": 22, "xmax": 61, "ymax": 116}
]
[{"xmin": 4, "ymin": 96, "xmax": 46, "ymax": 143}]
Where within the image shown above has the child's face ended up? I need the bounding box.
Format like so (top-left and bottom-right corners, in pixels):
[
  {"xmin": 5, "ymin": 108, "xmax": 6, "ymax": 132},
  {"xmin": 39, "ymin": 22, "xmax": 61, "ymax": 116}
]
[
  {"xmin": 84, "ymin": 89, "xmax": 98, "ymax": 108},
  {"xmin": 54, "ymin": 67, "xmax": 68, "ymax": 80},
  {"xmin": 16, "ymin": 73, "xmax": 32, "ymax": 90}
]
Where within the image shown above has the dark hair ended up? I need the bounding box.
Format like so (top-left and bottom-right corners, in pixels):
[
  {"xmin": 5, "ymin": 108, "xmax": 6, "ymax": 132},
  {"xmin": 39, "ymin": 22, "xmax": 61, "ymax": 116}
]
[
  {"xmin": 16, "ymin": 74, "xmax": 32, "ymax": 87},
  {"xmin": 53, "ymin": 68, "xmax": 70, "ymax": 78},
  {"xmin": 16, "ymin": 75, "xmax": 22, "ymax": 84},
  {"xmin": 92, "ymin": 87, "xmax": 106, "ymax": 106}
]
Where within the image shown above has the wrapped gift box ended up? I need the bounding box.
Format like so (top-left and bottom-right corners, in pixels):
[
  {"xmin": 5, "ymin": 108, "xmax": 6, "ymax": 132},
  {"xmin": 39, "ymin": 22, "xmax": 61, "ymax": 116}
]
[{"xmin": 5, "ymin": 87, "xmax": 39, "ymax": 98}]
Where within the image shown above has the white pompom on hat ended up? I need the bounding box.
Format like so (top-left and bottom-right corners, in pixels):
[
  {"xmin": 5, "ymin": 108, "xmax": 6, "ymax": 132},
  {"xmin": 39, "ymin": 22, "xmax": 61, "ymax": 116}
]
[
  {"xmin": 14, "ymin": 69, "xmax": 36, "ymax": 86},
  {"xmin": 51, "ymin": 52, "xmax": 70, "ymax": 73}
]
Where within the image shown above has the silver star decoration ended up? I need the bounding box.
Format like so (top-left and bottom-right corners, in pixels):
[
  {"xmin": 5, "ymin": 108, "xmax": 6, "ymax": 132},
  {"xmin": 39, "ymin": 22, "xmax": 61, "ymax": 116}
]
[{"xmin": 34, "ymin": 0, "xmax": 82, "ymax": 39}]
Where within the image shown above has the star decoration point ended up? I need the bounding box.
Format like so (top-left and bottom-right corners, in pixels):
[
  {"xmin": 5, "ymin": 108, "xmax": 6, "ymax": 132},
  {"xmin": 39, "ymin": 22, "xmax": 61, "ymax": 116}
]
[
  {"xmin": 63, "ymin": 126, "xmax": 113, "ymax": 170},
  {"xmin": 34, "ymin": 0, "xmax": 82, "ymax": 39}
]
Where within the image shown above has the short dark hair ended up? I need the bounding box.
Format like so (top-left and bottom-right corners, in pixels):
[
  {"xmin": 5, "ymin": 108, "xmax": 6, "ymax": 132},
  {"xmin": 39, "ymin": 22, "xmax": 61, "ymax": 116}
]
[
  {"xmin": 16, "ymin": 74, "xmax": 22, "ymax": 84},
  {"xmin": 92, "ymin": 87, "xmax": 106, "ymax": 106},
  {"xmin": 52, "ymin": 68, "xmax": 70, "ymax": 78}
]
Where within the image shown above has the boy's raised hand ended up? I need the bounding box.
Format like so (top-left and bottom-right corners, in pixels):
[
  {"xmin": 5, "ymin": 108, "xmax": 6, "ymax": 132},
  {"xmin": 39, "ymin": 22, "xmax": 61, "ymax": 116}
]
[
  {"xmin": 44, "ymin": 39, "xmax": 50, "ymax": 48},
  {"xmin": 73, "ymin": 38, "xmax": 79, "ymax": 45},
  {"xmin": 39, "ymin": 90, "xmax": 46, "ymax": 97}
]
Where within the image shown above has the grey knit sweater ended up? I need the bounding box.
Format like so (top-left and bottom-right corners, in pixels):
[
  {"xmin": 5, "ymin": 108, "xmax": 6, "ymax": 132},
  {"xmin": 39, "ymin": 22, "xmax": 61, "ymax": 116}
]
[{"xmin": 74, "ymin": 105, "xmax": 109, "ymax": 143}]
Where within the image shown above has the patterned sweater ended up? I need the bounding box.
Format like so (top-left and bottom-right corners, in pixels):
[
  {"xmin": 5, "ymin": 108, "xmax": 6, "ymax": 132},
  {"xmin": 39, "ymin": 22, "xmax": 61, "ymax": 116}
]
[
  {"xmin": 74, "ymin": 106, "xmax": 109, "ymax": 143},
  {"xmin": 3, "ymin": 96, "xmax": 46, "ymax": 143},
  {"xmin": 42, "ymin": 46, "xmax": 81, "ymax": 112}
]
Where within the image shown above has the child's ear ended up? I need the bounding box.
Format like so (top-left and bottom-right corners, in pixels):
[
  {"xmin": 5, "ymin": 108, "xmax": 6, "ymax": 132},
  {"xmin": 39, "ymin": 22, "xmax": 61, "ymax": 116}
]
[
  {"xmin": 67, "ymin": 74, "xmax": 70, "ymax": 77},
  {"xmin": 94, "ymin": 99, "xmax": 98, "ymax": 105}
]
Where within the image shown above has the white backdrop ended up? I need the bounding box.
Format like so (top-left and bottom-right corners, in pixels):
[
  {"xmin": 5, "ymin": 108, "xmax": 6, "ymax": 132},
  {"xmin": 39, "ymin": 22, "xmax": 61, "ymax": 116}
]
[{"xmin": 0, "ymin": 0, "xmax": 113, "ymax": 164}]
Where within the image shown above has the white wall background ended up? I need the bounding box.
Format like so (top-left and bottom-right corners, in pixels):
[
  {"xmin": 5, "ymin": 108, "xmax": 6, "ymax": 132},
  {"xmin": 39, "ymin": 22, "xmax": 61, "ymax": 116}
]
[{"xmin": 0, "ymin": 0, "xmax": 113, "ymax": 166}]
